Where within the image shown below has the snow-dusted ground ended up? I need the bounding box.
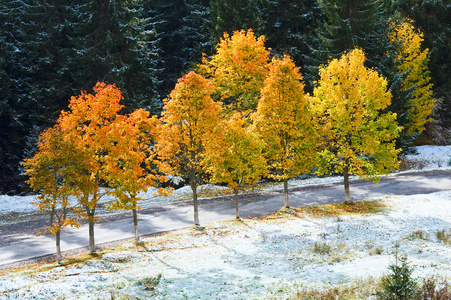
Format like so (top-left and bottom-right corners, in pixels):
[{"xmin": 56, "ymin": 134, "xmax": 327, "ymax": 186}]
[
  {"xmin": 0, "ymin": 191, "xmax": 450, "ymax": 299},
  {"xmin": 0, "ymin": 145, "xmax": 450, "ymax": 299}
]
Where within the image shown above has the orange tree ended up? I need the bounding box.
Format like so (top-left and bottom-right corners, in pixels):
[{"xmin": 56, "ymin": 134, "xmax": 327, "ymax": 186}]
[
  {"xmin": 204, "ymin": 113, "xmax": 267, "ymax": 219},
  {"xmin": 389, "ymin": 19, "xmax": 435, "ymax": 137},
  {"xmin": 311, "ymin": 49, "xmax": 401, "ymax": 202},
  {"xmin": 55, "ymin": 82, "xmax": 130, "ymax": 253},
  {"xmin": 254, "ymin": 55, "xmax": 316, "ymax": 208},
  {"xmin": 154, "ymin": 71, "xmax": 221, "ymax": 226},
  {"xmin": 23, "ymin": 125, "xmax": 81, "ymax": 263},
  {"xmin": 198, "ymin": 29, "xmax": 269, "ymax": 113},
  {"xmin": 106, "ymin": 108, "xmax": 169, "ymax": 242}
]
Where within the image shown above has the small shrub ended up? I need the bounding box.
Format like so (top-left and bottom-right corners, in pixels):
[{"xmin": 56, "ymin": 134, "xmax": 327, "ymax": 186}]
[
  {"xmin": 398, "ymin": 157, "xmax": 429, "ymax": 171},
  {"xmin": 312, "ymin": 242, "xmax": 331, "ymax": 255},
  {"xmin": 410, "ymin": 230, "xmax": 429, "ymax": 240},
  {"xmin": 369, "ymin": 246, "xmax": 384, "ymax": 256},
  {"xmin": 376, "ymin": 250, "xmax": 421, "ymax": 300},
  {"xmin": 135, "ymin": 274, "xmax": 162, "ymax": 291},
  {"xmin": 436, "ymin": 229, "xmax": 451, "ymax": 244},
  {"xmin": 421, "ymin": 277, "xmax": 451, "ymax": 300}
]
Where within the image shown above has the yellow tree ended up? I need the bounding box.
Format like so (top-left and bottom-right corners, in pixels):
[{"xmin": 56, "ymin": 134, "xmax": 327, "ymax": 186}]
[
  {"xmin": 155, "ymin": 71, "xmax": 221, "ymax": 226},
  {"xmin": 23, "ymin": 125, "xmax": 81, "ymax": 263},
  {"xmin": 254, "ymin": 55, "xmax": 316, "ymax": 208},
  {"xmin": 311, "ymin": 49, "xmax": 401, "ymax": 202},
  {"xmin": 56, "ymin": 82, "xmax": 127, "ymax": 253},
  {"xmin": 106, "ymin": 109, "xmax": 169, "ymax": 242},
  {"xmin": 198, "ymin": 29, "xmax": 269, "ymax": 113},
  {"xmin": 389, "ymin": 19, "xmax": 435, "ymax": 136},
  {"xmin": 204, "ymin": 113, "xmax": 267, "ymax": 219}
]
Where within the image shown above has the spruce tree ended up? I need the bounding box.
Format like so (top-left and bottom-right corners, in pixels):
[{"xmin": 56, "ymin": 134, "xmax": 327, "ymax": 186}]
[
  {"xmin": 74, "ymin": 0, "xmax": 162, "ymax": 113},
  {"xmin": 260, "ymin": 0, "xmax": 321, "ymax": 78},
  {"xmin": 210, "ymin": 0, "xmax": 262, "ymax": 44},
  {"xmin": 0, "ymin": 0, "xmax": 82, "ymax": 193}
]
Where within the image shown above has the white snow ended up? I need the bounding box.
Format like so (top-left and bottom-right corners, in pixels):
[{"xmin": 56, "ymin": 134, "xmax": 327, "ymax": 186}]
[{"xmin": 403, "ymin": 145, "xmax": 451, "ymax": 171}]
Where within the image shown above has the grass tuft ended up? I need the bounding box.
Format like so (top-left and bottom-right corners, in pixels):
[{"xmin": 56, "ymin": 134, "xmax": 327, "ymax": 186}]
[{"xmin": 436, "ymin": 229, "xmax": 451, "ymax": 244}]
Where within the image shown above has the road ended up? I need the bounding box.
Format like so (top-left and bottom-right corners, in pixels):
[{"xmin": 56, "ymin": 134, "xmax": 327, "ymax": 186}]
[{"xmin": 1, "ymin": 170, "xmax": 450, "ymax": 269}]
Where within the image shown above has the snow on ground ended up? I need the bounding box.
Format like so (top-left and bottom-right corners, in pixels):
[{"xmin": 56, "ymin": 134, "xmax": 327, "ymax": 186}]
[
  {"xmin": 1, "ymin": 145, "xmax": 450, "ymax": 221},
  {"xmin": 403, "ymin": 145, "xmax": 451, "ymax": 171},
  {"xmin": 0, "ymin": 191, "xmax": 450, "ymax": 299}
]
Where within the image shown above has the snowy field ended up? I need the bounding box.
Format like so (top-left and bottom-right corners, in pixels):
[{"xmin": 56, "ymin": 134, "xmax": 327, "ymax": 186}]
[
  {"xmin": 0, "ymin": 191, "xmax": 450, "ymax": 299},
  {"xmin": 0, "ymin": 145, "xmax": 450, "ymax": 299}
]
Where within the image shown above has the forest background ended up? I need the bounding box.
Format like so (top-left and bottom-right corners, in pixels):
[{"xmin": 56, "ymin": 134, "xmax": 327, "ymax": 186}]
[{"xmin": 1, "ymin": 0, "xmax": 450, "ymax": 195}]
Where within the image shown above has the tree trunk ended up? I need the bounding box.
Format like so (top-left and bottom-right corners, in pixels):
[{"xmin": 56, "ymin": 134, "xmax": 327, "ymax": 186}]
[
  {"xmin": 284, "ymin": 178, "xmax": 289, "ymax": 208},
  {"xmin": 234, "ymin": 188, "xmax": 239, "ymax": 219},
  {"xmin": 88, "ymin": 219, "xmax": 95, "ymax": 253},
  {"xmin": 56, "ymin": 230, "xmax": 62, "ymax": 264},
  {"xmin": 132, "ymin": 208, "xmax": 139, "ymax": 241},
  {"xmin": 87, "ymin": 208, "xmax": 96, "ymax": 253},
  {"xmin": 191, "ymin": 182, "xmax": 199, "ymax": 225},
  {"xmin": 344, "ymin": 161, "xmax": 351, "ymax": 202}
]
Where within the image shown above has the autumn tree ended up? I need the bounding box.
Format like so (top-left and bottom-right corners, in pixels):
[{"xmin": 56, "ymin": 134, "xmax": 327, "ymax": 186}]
[
  {"xmin": 204, "ymin": 113, "xmax": 267, "ymax": 219},
  {"xmin": 23, "ymin": 125, "xmax": 80, "ymax": 264},
  {"xmin": 198, "ymin": 29, "xmax": 269, "ymax": 113},
  {"xmin": 106, "ymin": 109, "xmax": 169, "ymax": 242},
  {"xmin": 311, "ymin": 49, "xmax": 401, "ymax": 202},
  {"xmin": 388, "ymin": 20, "xmax": 435, "ymax": 137},
  {"xmin": 254, "ymin": 55, "xmax": 316, "ymax": 208},
  {"xmin": 155, "ymin": 71, "xmax": 221, "ymax": 226},
  {"xmin": 56, "ymin": 82, "xmax": 127, "ymax": 253}
]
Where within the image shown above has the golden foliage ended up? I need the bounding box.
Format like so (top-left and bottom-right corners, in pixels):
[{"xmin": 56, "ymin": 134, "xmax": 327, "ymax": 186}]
[
  {"xmin": 254, "ymin": 55, "xmax": 316, "ymax": 181},
  {"xmin": 389, "ymin": 19, "xmax": 435, "ymax": 135},
  {"xmin": 311, "ymin": 49, "xmax": 401, "ymax": 182},
  {"xmin": 198, "ymin": 29, "xmax": 269, "ymax": 112}
]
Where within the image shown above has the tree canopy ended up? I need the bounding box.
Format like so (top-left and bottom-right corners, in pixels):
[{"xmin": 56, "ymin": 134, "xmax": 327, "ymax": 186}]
[
  {"xmin": 254, "ymin": 55, "xmax": 316, "ymax": 208},
  {"xmin": 311, "ymin": 49, "xmax": 401, "ymax": 202},
  {"xmin": 155, "ymin": 71, "xmax": 221, "ymax": 225}
]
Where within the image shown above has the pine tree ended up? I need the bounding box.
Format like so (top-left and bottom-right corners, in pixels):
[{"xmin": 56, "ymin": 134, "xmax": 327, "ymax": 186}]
[
  {"xmin": 181, "ymin": 0, "xmax": 212, "ymax": 64},
  {"xmin": 260, "ymin": 0, "xmax": 321, "ymax": 75},
  {"xmin": 307, "ymin": 0, "xmax": 391, "ymax": 88},
  {"xmin": 210, "ymin": 0, "xmax": 262, "ymax": 44},
  {"xmin": 74, "ymin": 0, "xmax": 162, "ymax": 112},
  {"xmin": 0, "ymin": 0, "xmax": 83, "ymax": 194},
  {"xmin": 315, "ymin": 0, "xmax": 388, "ymax": 61},
  {"xmin": 145, "ymin": 0, "xmax": 210, "ymax": 100}
]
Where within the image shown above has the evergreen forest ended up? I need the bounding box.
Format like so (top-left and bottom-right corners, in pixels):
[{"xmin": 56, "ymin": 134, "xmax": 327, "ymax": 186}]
[{"xmin": 1, "ymin": 0, "xmax": 450, "ymax": 195}]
